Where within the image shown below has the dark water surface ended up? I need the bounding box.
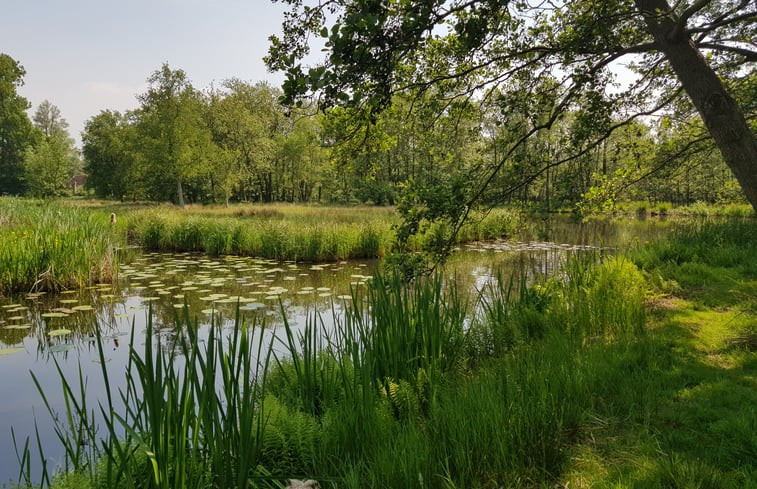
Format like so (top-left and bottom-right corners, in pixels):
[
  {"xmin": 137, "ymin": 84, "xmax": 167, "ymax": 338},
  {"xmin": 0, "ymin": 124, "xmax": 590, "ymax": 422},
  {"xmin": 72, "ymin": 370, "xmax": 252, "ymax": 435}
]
[{"xmin": 0, "ymin": 216, "xmax": 672, "ymax": 485}]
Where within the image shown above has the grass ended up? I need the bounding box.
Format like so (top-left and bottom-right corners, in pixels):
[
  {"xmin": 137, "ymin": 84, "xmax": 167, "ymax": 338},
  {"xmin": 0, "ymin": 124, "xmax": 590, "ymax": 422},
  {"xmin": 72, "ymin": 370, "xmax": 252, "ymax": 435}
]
[
  {"xmin": 597, "ymin": 200, "xmax": 755, "ymax": 219},
  {"xmin": 18, "ymin": 250, "xmax": 656, "ymax": 488},
  {"xmin": 0, "ymin": 198, "xmax": 126, "ymax": 295},
  {"xmin": 10, "ymin": 204, "xmax": 757, "ymax": 487},
  {"xmin": 557, "ymin": 218, "xmax": 757, "ymax": 488},
  {"xmin": 0, "ymin": 198, "xmax": 525, "ymax": 294}
]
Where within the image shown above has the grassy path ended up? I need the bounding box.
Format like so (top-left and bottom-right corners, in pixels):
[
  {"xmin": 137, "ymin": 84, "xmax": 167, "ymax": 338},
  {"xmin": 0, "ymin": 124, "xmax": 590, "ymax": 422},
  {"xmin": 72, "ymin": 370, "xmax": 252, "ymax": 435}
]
[{"xmin": 562, "ymin": 221, "xmax": 757, "ymax": 488}]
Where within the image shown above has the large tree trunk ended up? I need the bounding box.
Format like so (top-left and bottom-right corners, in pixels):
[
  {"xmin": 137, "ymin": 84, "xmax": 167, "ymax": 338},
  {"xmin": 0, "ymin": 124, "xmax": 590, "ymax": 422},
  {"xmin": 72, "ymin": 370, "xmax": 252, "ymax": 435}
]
[
  {"xmin": 177, "ymin": 177, "xmax": 185, "ymax": 208},
  {"xmin": 636, "ymin": 0, "xmax": 757, "ymax": 212}
]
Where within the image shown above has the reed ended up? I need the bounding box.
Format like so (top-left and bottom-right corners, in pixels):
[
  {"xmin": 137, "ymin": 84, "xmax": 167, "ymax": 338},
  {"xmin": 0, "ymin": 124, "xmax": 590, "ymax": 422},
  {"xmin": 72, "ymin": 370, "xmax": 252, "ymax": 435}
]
[
  {"xmin": 0, "ymin": 198, "xmax": 126, "ymax": 295},
  {"xmin": 21, "ymin": 252, "xmax": 655, "ymax": 489}
]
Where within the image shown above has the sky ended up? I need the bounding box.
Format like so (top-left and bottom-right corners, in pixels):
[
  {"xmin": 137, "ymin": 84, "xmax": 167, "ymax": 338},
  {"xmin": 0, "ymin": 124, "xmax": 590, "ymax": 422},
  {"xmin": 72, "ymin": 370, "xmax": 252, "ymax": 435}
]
[{"xmin": 2, "ymin": 0, "xmax": 294, "ymax": 147}]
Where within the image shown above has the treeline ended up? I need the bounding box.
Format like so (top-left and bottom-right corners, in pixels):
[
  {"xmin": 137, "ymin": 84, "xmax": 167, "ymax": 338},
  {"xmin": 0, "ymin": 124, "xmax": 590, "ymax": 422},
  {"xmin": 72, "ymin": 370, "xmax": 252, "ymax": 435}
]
[
  {"xmin": 0, "ymin": 53, "xmax": 745, "ymax": 208},
  {"xmin": 0, "ymin": 54, "xmax": 81, "ymax": 197}
]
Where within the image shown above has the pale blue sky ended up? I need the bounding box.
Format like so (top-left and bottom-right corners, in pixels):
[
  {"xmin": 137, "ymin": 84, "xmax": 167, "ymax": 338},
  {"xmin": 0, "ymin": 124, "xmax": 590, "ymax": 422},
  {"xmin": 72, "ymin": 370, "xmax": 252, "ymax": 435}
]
[{"xmin": 2, "ymin": 0, "xmax": 292, "ymax": 146}]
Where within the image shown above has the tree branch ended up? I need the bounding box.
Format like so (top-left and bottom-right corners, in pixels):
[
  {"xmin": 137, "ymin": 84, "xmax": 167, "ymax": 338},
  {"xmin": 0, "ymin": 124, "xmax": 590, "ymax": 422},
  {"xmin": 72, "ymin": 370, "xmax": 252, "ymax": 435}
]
[
  {"xmin": 696, "ymin": 41, "xmax": 757, "ymax": 61},
  {"xmin": 673, "ymin": 0, "xmax": 714, "ymax": 41}
]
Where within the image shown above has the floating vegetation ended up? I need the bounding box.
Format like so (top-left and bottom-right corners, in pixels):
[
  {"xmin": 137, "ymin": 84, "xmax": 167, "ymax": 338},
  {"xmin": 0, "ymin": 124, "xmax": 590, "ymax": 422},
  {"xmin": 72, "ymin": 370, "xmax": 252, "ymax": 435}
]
[
  {"xmin": 0, "ymin": 348, "xmax": 25, "ymax": 356},
  {"xmin": 41, "ymin": 312, "xmax": 68, "ymax": 318},
  {"xmin": 47, "ymin": 329, "xmax": 72, "ymax": 337}
]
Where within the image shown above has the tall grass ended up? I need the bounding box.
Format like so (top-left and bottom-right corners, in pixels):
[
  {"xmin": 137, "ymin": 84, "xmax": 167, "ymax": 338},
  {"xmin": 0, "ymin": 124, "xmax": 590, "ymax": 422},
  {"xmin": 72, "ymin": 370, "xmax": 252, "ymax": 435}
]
[
  {"xmin": 0, "ymin": 198, "xmax": 126, "ymax": 295},
  {"xmin": 21, "ymin": 309, "xmax": 278, "ymax": 489},
  {"xmin": 20, "ymin": 252, "xmax": 656, "ymax": 489},
  {"xmin": 124, "ymin": 205, "xmax": 523, "ymax": 260},
  {"xmin": 0, "ymin": 199, "xmax": 524, "ymax": 295}
]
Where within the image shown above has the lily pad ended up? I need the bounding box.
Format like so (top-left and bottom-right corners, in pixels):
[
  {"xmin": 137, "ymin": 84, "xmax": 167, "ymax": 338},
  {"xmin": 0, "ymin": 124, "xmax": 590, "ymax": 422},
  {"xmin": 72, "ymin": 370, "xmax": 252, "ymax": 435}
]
[
  {"xmin": 41, "ymin": 312, "xmax": 68, "ymax": 318},
  {"xmin": 48, "ymin": 328, "xmax": 73, "ymax": 337},
  {"xmin": 49, "ymin": 344, "xmax": 75, "ymax": 353},
  {"xmin": 4, "ymin": 323, "xmax": 32, "ymax": 330},
  {"xmin": 71, "ymin": 305, "xmax": 95, "ymax": 311},
  {"xmin": 0, "ymin": 348, "xmax": 25, "ymax": 356},
  {"xmin": 59, "ymin": 299, "xmax": 79, "ymax": 304}
]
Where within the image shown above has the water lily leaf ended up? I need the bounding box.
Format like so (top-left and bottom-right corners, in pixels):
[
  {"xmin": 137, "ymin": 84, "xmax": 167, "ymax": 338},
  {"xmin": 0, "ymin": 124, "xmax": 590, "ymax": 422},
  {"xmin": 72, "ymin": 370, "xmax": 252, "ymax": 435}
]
[
  {"xmin": 71, "ymin": 305, "xmax": 95, "ymax": 311},
  {"xmin": 2, "ymin": 304, "xmax": 21, "ymax": 309},
  {"xmin": 59, "ymin": 299, "xmax": 79, "ymax": 304},
  {"xmin": 318, "ymin": 293, "xmax": 332, "ymax": 297},
  {"xmin": 48, "ymin": 328, "xmax": 73, "ymax": 337},
  {"xmin": 42, "ymin": 312, "xmax": 68, "ymax": 318},
  {"xmin": 53, "ymin": 308, "xmax": 76, "ymax": 314},
  {"xmin": 0, "ymin": 348, "xmax": 25, "ymax": 355},
  {"xmin": 4, "ymin": 323, "xmax": 32, "ymax": 330},
  {"xmin": 201, "ymin": 309, "xmax": 217, "ymax": 315},
  {"xmin": 49, "ymin": 344, "xmax": 75, "ymax": 353}
]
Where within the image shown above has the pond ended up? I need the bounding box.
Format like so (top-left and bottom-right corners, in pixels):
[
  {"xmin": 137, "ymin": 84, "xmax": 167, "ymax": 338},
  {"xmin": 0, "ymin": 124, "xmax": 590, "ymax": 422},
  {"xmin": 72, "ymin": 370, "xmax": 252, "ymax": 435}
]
[{"xmin": 0, "ymin": 216, "xmax": 673, "ymax": 485}]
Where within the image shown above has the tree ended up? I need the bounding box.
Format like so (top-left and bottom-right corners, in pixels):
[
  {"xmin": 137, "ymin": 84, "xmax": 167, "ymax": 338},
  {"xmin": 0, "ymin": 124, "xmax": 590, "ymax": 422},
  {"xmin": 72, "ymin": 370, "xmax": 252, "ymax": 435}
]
[
  {"xmin": 267, "ymin": 0, "xmax": 757, "ymax": 218},
  {"xmin": 33, "ymin": 100, "xmax": 70, "ymax": 140},
  {"xmin": 0, "ymin": 53, "xmax": 37, "ymax": 194},
  {"xmin": 24, "ymin": 100, "xmax": 79, "ymax": 197},
  {"xmin": 82, "ymin": 110, "xmax": 137, "ymax": 200},
  {"xmin": 23, "ymin": 136, "xmax": 76, "ymax": 197},
  {"xmin": 135, "ymin": 64, "xmax": 214, "ymax": 207}
]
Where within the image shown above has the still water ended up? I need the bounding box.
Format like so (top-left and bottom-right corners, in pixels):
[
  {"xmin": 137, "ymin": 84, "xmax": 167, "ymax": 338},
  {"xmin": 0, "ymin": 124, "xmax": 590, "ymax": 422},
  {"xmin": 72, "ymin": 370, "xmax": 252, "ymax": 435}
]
[{"xmin": 0, "ymin": 217, "xmax": 672, "ymax": 485}]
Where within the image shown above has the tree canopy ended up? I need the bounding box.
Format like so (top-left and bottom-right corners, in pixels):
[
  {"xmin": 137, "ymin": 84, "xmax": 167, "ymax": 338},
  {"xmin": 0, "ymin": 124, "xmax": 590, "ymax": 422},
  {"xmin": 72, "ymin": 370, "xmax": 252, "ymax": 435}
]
[
  {"xmin": 266, "ymin": 0, "xmax": 757, "ymax": 222},
  {"xmin": 0, "ymin": 53, "xmax": 37, "ymax": 194}
]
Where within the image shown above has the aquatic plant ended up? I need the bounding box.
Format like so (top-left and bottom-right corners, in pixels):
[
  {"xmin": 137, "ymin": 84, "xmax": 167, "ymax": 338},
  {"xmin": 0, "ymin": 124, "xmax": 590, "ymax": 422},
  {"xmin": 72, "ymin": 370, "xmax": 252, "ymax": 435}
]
[{"xmin": 0, "ymin": 198, "xmax": 126, "ymax": 295}]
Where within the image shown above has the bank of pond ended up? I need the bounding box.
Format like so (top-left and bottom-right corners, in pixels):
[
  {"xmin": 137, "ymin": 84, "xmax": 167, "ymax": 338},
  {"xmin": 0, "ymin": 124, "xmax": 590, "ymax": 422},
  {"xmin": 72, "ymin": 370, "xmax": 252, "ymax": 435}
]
[{"xmin": 1, "ymin": 200, "xmax": 756, "ymax": 488}]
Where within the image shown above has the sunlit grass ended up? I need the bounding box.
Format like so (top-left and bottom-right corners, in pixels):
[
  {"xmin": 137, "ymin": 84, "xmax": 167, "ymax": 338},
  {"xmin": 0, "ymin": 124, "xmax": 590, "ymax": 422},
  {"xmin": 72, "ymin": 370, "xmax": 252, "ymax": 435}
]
[{"xmin": 0, "ymin": 198, "xmax": 126, "ymax": 295}]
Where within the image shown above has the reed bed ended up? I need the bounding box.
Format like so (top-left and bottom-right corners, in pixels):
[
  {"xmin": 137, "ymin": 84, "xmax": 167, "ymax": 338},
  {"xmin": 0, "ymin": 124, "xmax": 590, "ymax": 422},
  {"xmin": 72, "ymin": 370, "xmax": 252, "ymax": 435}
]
[
  {"xmin": 0, "ymin": 199, "xmax": 523, "ymax": 295},
  {"xmin": 19, "ymin": 251, "xmax": 655, "ymax": 489},
  {"xmin": 122, "ymin": 205, "xmax": 524, "ymax": 260},
  {"xmin": 0, "ymin": 198, "xmax": 125, "ymax": 295}
]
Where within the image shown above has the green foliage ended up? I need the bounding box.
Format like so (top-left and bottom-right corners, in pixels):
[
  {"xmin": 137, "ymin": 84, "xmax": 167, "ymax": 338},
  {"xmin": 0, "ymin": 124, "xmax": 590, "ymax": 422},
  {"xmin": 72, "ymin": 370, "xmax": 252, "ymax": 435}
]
[
  {"xmin": 82, "ymin": 111, "xmax": 137, "ymax": 200},
  {"xmin": 24, "ymin": 221, "xmax": 757, "ymax": 488},
  {"xmin": 0, "ymin": 53, "xmax": 37, "ymax": 195},
  {"xmin": 0, "ymin": 198, "xmax": 124, "ymax": 294},
  {"xmin": 23, "ymin": 137, "xmax": 76, "ymax": 198}
]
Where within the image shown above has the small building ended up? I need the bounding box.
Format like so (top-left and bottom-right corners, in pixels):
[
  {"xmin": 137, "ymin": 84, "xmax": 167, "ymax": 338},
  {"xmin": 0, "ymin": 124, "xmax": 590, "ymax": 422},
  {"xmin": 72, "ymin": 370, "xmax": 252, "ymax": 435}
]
[{"xmin": 70, "ymin": 174, "xmax": 87, "ymax": 193}]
